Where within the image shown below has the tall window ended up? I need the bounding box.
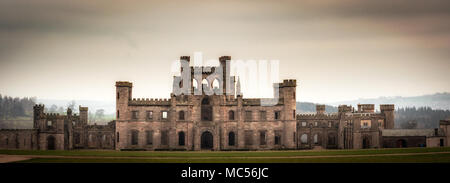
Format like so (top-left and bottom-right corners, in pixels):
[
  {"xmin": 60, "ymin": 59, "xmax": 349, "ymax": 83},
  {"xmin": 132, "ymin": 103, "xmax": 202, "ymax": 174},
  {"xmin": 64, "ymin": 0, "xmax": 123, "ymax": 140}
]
[
  {"xmin": 161, "ymin": 111, "xmax": 168, "ymax": 120},
  {"xmin": 117, "ymin": 110, "xmax": 120, "ymax": 118},
  {"xmin": 274, "ymin": 111, "xmax": 281, "ymax": 120},
  {"xmin": 274, "ymin": 131, "xmax": 282, "ymax": 145},
  {"xmin": 228, "ymin": 110, "xmax": 235, "ymax": 121},
  {"xmin": 301, "ymin": 121, "xmax": 307, "ymax": 127},
  {"xmin": 131, "ymin": 130, "xmax": 139, "ymax": 145},
  {"xmin": 178, "ymin": 131, "xmax": 185, "ymax": 146},
  {"xmin": 245, "ymin": 130, "xmax": 253, "ymax": 145},
  {"xmin": 301, "ymin": 134, "xmax": 308, "ymax": 144},
  {"xmin": 201, "ymin": 97, "xmax": 212, "ymax": 121},
  {"xmin": 314, "ymin": 134, "xmax": 318, "ymax": 144},
  {"xmin": 117, "ymin": 132, "xmax": 119, "ymax": 142},
  {"xmin": 178, "ymin": 111, "xmax": 185, "ymax": 120},
  {"xmin": 146, "ymin": 111, "xmax": 153, "ymax": 120},
  {"xmin": 245, "ymin": 111, "xmax": 252, "ymax": 122},
  {"xmin": 132, "ymin": 111, "xmax": 139, "ymax": 120},
  {"xmin": 146, "ymin": 131, "xmax": 153, "ymax": 145},
  {"xmin": 260, "ymin": 111, "xmax": 267, "ymax": 121},
  {"xmin": 161, "ymin": 130, "xmax": 168, "ymax": 145},
  {"xmin": 228, "ymin": 132, "xmax": 235, "ymax": 146},
  {"xmin": 74, "ymin": 133, "xmax": 80, "ymax": 144},
  {"xmin": 259, "ymin": 131, "xmax": 266, "ymax": 145}
]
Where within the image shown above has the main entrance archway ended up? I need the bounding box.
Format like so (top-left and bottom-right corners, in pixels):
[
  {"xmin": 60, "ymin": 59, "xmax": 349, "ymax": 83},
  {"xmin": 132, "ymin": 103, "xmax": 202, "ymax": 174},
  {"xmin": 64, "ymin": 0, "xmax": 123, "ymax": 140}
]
[
  {"xmin": 47, "ymin": 136, "xmax": 56, "ymax": 150},
  {"xmin": 201, "ymin": 131, "xmax": 213, "ymax": 149}
]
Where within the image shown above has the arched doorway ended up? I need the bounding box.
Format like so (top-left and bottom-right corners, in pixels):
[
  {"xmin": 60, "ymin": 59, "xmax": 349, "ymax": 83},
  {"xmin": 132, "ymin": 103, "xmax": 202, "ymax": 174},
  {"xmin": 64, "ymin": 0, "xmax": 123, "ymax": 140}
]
[
  {"xmin": 396, "ymin": 139, "xmax": 407, "ymax": 148},
  {"xmin": 201, "ymin": 131, "xmax": 213, "ymax": 149},
  {"xmin": 362, "ymin": 136, "xmax": 370, "ymax": 149},
  {"xmin": 47, "ymin": 136, "xmax": 55, "ymax": 150},
  {"xmin": 201, "ymin": 97, "xmax": 212, "ymax": 121}
]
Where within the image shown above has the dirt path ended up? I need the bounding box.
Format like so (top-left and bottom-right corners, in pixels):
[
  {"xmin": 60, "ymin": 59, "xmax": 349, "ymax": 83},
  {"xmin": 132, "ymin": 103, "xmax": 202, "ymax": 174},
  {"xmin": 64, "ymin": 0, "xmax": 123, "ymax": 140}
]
[
  {"xmin": 1, "ymin": 151, "xmax": 450, "ymax": 163},
  {"xmin": 0, "ymin": 155, "xmax": 32, "ymax": 163}
]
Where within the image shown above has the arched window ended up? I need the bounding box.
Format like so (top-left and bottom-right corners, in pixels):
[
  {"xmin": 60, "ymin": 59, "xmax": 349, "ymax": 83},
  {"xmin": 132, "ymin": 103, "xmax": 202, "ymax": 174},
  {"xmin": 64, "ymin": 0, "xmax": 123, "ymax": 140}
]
[
  {"xmin": 228, "ymin": 110, "xmax": 235, "ymax": 120},
  {"xmin": 178, "ymin": 131, "xmax": 185, "ymax": 146},
  {"xmin": 201, "ymin": 97, "xmax": 212, "ymax": 121},
  {"xmin": 313, "ymin": 134, "xmax": 318, "ymax": 144},
  {"xmin": 202, "ymin": 97, "xmax": 210, "ymax": 105},
  {"xmin": 212, "ymin": 79, "xmax": 220, "ymax": 89},
  {"xmin": 192, "ymin": 79, "xmax": 198, "ymax": 89},
  {"xmin": 201, "ymin": 79, "xmax": 208, "ymax": 87},
  {"xmin": 131, "ymin": 130, "xmax": 139, "ymax": 145},
  {"xmin": 228, "ymin": 132, "xmax": 235, "ymax": 146},
  {"xmin": 179, "ymin": 111, "xmax": 185, "ymax": 120},
  {"xmin": 301, "ymin": 134, "xmax": 308, "ymax": 144}
]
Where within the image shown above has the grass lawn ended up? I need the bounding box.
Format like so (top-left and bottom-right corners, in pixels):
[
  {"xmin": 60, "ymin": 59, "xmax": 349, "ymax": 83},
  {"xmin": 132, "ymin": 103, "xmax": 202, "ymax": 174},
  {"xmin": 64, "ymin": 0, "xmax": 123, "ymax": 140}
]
[
  {"xmin": 18, "ymin": 153, "xmax": 450, "ymax": 163},
  {"xmin": 1, "ymin": 147, "xmax": 450, "ymax": 163}
]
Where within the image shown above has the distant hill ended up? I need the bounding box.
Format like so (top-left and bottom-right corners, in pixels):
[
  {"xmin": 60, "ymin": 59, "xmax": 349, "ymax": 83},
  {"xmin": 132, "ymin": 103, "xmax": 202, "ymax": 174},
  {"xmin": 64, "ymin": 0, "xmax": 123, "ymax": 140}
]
[{"xmin": 327, "ymin": 92, "xmax": 450, "ymax": 111}]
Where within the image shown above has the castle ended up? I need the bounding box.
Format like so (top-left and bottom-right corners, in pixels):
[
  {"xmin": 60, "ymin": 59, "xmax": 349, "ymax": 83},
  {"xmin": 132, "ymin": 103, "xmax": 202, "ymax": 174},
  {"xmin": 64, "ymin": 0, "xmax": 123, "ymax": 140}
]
[{"xmin": 0, "ymin": 55, "xmax": 449, "ymax": 150}]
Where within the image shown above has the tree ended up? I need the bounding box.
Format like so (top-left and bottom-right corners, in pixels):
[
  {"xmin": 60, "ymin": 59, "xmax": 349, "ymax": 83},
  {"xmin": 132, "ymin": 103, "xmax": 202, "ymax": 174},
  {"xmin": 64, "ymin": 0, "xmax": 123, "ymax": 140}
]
[
  {"xmin": 48, "ymin": 105, "xmax": 58, "ymax": 113},
  {"xmin": 400, "ymin": 120, "xmax": 418, "ymax": 129},
  {"xmin": 66, "ymin": 100, "xmax": 76, "ymax": 113},
  {"xmin": 57, "ymin": 106, "xmax": 64, "ymax": 114}
]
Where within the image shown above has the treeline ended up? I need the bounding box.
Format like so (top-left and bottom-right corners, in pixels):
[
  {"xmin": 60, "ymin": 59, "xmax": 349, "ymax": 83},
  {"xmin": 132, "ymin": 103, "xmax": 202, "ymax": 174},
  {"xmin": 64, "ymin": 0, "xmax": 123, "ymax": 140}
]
[
  {"xmin": 0, "ymin": 94, "xmax": 36, "ymax": 120},
  {"xmin": 395, "ymin": 107, "xmax": 450, "ymax": 129}
]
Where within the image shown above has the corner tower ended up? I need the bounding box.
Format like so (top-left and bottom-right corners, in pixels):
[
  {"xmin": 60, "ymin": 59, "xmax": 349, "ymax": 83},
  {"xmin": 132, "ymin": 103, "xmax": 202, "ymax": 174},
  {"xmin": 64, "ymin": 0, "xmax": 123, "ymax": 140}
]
[
  {"xmin": 380, "ymin": 104, "xmax": 395, "ymax": 129},
  {"xmin": 116, "ymin": 81, "xmax": 132, "ymax": 121},
  {"xmin": 279, "ymin": 79, "xmax": 297, "ymax": 148}
]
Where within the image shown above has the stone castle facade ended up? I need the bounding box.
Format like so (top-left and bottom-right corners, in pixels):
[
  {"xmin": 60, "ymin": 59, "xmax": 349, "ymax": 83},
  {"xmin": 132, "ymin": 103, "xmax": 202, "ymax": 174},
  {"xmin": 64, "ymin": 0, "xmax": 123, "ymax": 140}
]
[
  {"xmin": 0, "ymin": 105, "xmax": 114, "ymax": 150},
  {"xmin": 1, "ymin": 55, "xmax": 449, "ymax": 150}
]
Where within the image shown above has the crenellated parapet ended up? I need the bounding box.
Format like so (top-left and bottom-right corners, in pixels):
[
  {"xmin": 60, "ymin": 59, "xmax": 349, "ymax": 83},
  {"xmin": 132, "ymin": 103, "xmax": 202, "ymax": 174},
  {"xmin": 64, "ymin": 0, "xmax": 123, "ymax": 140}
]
[
  {"xmin": 44, "ymin": 113, "xmax": 65, "ymax": 120},
  {"xmin": 129, "ymin": 98, "xmax": 171, "ymax": 106},
  {"xmin": 380, "ymin": 104, "xmax": 395, "ymax": 111},
  {"xmin": 243, "ymin": 98, "xmax": 284, "ymax": 106},
  {"xmin": 278, "ymin": 79, "xmax": 297, "ymax": 88},
  {"xmin": 297, "ymin": 113, "xmax": 339, "ymax": 120},
  {"xmin": 115, "ymin": 81, "xmax": 133, "ymax": 88}
]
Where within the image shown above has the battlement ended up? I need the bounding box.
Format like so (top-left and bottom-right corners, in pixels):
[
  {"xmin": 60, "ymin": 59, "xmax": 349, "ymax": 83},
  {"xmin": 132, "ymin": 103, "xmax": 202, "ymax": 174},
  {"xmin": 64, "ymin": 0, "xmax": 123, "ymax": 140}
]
[
  {"xmin": 380, "ymin": 104, "xmax": 395, "ymax": 111},
  {"xmin": 129, "ymin": 98, "xmax": 171, "ymax": 106},
  {"xmin": 297, "ymin": 113, "xmax": 339, "ymax": 120},
  {"xmin": 358, "ymin": 104, "xmax": 375, "ymax": 113},
  {"xmin": 115, "ymin": 81, "xmax": 133, "ymax": 88},
  {"xmin": 276, "ymin": 79, "xmax": 297, "ymax": 87},
  {"xmin": 44, "ymin": 113, "xmax": 65, "ymax": 119},
  {"xmin": 243, "ymin": 98, "xmax": 284, "ymax": 106},
  {"xmin": 180, "ymin": 56, "xmax": 190, "ymax": 61},
  {"xmin": 34, "ymin": 104, "xmax": 45, "ymax": 108},
  {"xmin": 219, "ymin": 56, "xmax": 231, "ymax": 62},
  {"xmin": 338, "ymin": 105, "xmax": 353, "ymax": 113},
  {"xmin": 190, "ymin": 66, "xmax": 220, "ymax": 74},
  {"xmin": 79, "ymin": 106, "xmax": 88, "ymax": 111},
  {"xmin": 316, "ymin": 105, "xmax": 325, "ymax": 114}
]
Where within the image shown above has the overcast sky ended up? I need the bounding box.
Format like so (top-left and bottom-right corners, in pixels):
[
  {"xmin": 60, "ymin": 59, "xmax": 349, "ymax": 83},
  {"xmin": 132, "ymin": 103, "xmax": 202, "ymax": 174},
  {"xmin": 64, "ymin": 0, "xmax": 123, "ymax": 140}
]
[{"xmin": 0, "ymin": 0, "xmax": 449, "ymax": 103}]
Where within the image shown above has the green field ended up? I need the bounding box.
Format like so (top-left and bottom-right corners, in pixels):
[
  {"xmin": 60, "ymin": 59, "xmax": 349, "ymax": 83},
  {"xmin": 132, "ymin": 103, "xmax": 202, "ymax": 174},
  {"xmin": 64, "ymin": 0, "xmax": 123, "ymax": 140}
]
[{"xmin": 1, "ymin": 147, "xmax": 450, "ymax": 163}]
